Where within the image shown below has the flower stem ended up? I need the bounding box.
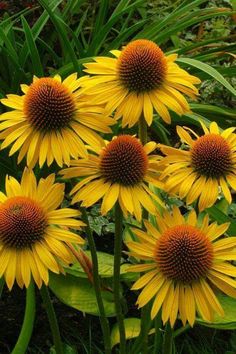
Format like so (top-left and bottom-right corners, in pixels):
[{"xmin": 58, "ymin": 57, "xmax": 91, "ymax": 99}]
[
  {"xmin": 162, "ymin": 322, "xmax": 173, "ymax": 354},
  {"xmin": 81, "ymin": 208, "xmax": 111, "ymax": 354},
  {"xmin": 173, "ymin": 324, "xmax": 190, "ymax": 338},
  {"xmin": 140, "ymin": 304, "xmax": 152, "ymax": 354},
  {"xmin": 12, "ymin": 282, "xmax": 36, "ymax": 354},
  {"xmin": 0, "ymin": 277, "xmax": 4, "ymax": 298},
  {"xmin": 139, "ymin": 114, "xmax": 148, "ymax": 145},
  {"xmin": 138, "ymin": 113, "xmax": 149, "ymax": 218},
  {"xmin": 139, "ymin": 113, "xmax": 150, "ymax": 353},
  {"xmin": 129, "ymin": 302, "xmax": 151, "ymax": 354},
  {"xmin": 114, "ymin": 203, "xmax": 126, "ymax": 354},
  {"xmin": 40, "ymin": 284, "xmax": 64, "ymax": 354},
  {"xmin": 154, "ymin": 310, "xmax": 162, "ymax": 352}
]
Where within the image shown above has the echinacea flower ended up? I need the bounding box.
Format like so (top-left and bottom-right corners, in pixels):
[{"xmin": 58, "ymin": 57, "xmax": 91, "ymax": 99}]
[
  {"xmin": 60, "ymin": 135, "xmax": 163, "ymax": 221},
  {"xmin": 127, "ymin": 206, "xmax": 236, "ymax": 327},
  {"xmin": 0, "ymin": 168, "xmax": 85, "ymax": 289},
  {"xmin": 159, "ymin": 121, "xmax": 236, "ymax": 211},
  {"xmin": 82, "ymin": 39, "xmax": 200, "ymax": 127},
  {"xmin": 0, "ymin": 74, "xmax": 114, "ymax": 168}
]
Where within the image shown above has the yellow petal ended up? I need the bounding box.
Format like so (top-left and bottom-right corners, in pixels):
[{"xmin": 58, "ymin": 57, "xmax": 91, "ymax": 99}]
[
  {"xmin": 5, "ymin": 249, "xmax": 17, "ymax": 290},
  {"xmin": 143, "ymin": 93, "xmax": 153, "ymax": 126},
  {"xmin": 184, "ymin": 285, "xmax": 196, "ymax": 327},
  {"xmin": 101, "ymin": 184, "xmax": 120, "ymax": 215}
]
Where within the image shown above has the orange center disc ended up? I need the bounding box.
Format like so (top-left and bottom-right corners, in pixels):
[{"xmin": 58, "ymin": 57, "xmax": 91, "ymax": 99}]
[
  {"xmin": 24, "ymin": 78, "xmax": 76, "ymax": 132},
  {"xmin": 191, "ymin": 134, "xmax": 232, "ymax": 178},
  {"xmin": 100, "ymin": 135, "xmax": 148, "ymax": 186},
  {"xmin": 0, "ymin": 196, "xmax": 47, "ymax": 248},
  {"xmin": 117, "ymin": 39, "xmax": 167, "ymax": 93},
  {"xmin": 156, "ymin": 224, "xmax": 213, "ymax": 284}
]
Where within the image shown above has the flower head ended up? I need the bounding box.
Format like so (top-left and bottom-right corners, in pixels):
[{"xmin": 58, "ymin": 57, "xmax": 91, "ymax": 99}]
[
  {"xmin": 60, "ymin": 135, "xmax": 163, "ymax": 220},
  {"xmin": 0, "ymin": 74, "xmax": 114, "ymax": 168},
  {"xmin": 0, "ymin": 168, "xmax": 85, "ymax": 289},
  {"xmin": 159, "ymin": 122, "xmax": 236, "ymax": 211},
  {"xmin": 82, "ymin": 39, "xmax": 200, "ymax": 127},
  {"xmin": 127, "ymin": 206, "xmax": 236, "ymax": 327}
]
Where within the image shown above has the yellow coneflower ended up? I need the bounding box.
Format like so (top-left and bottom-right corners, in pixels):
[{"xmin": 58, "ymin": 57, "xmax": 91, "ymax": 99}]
[
  {"xmin": 82, "ymin": 39, "xmax": 200, "ymax": 127},
  {"xmin": 159, "ymin": 121, "xmax": 236, "ymax": 211},
  {"xmin": 0, "ymin": 168, "xmax": 85, "ymax": 289},
  {"xmin": 60, "ymin": 135, "xmax": 163, "ymax": 221},
  {"xmin": 0, "ymin": 74, "xmax": 114, "ymax": 168},
  {"xmin": 127, "ymin": 206, "xmax": 236, "ymax": 327}
]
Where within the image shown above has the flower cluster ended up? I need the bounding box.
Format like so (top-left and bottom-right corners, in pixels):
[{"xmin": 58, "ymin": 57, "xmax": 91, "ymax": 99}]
[{"xmin": 0, "ymin": 38, "xmax": 235, "ymax": 331}]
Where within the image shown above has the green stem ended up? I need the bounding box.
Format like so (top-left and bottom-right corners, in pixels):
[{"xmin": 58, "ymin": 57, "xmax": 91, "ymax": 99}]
[
  {"xmin": 40, "ymin": 284, "xmax": 64, "ymax": 354},
  {"xmin": 173, "ymin": 324, "xmax": 190, "ymax": 338},
  {"xmin": 114, "ymin": 203, "xmax": 126, "ymax": 354},
  {"xmin": 138, "ymin": 114, "xmax": 148, "ymax": 145},
  {"xmin": 130, "ymin": 303, "xmax": 152, "ymax": 354},
  {"xmin": 139, "ymin": 114, "xmax": 149, "ymax": 223},
  {"xmin": 139, "ymin": 113, "xmax": 150, "ymax": 353},
  {"xmin": 154, "ymin": 310, "xmax": 162, "ymax": 352},
  {"xmin": 81, "ymin": 208, "xmax": 111, "ymax": 354},
  {"xmin": 12, "ymin": 282, "xmax": 36, "ymax": 354},
  {"xmin": 162, "ymin": 322, "xmax": 173, "ymax": 354},
  {"xmin": 140, "ymin": 304, "xmax": 151, "ymax": 354},
  {"xmin": 0, "ymin": 277, "xmax": 5, "ymax": 298}
]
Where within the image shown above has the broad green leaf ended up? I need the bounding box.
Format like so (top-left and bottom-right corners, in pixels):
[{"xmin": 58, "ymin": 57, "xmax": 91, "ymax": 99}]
[
  {"xmin": 172, "ymin": 112, "xmax": 211, "ymax": 127},
  {"xmin": 49, "ymin": 273, "xmax": 116, "ymax": 317},
  {"xmin": 177, "ymin": 57, "xmax": 236, "ymax": 96},
  {"xmin": 177, "ymin": 35, "xmax": 232, "ymax": 55},
  {"xmin": 190, "ymin": 103, "xmax": 236, "ymax": 121},
  {"xmin": 64, "ymin": 251, "xmax": 128, "ymax": 278},
  {"xmin": 197, "ymin": 295, "xmax": 236, "ymax": 329},
  {"xmin": 190, "ymin": 65, "xmax": 236, "ymax": 80},
  {"xmin": 207, "ymin": 204, "xmax": 236, "ymax": 236},
  {"xmin": 111, "ymin": 318, "xmax": 155, "ymax": 348}
]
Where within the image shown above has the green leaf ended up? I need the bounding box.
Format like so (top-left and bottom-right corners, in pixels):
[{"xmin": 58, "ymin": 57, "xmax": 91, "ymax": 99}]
[
  {"xmin": 172, "ymin": 112, "xmax": 211, "ymax": 128},
  {"xmin": 49, "ymin": 273, "xmax": 116, "ymax": 317},
  {"xmin": 38, "ymin": 0, "xmax": 79, "ymax": 72},
  {"xmin": 155, "ymin": 9, "xmax": 234, "ymax": 45},
  {"xmin": 136, "ymin": 0, "xmax": 208, "ymax": 40},
  {"xmin": 207, "ymin": 204, "xmax": 236, "ymax": 236},
  {"xmin": 176, "ymin": 57, "xmax": 236, "ymax": 97},
  {"xmin": 111, "ymin": 318, "xmax": 155, "ymax": 348},
  {"xmin": 55, "ymin": 57, "xmax": 93, "ymax": 77},
  {"xmin": 87, "ymin": 0, "xmax": 143, "ymax": 56},
  {"xmin": 190, "ymin": 103, "xmax": 236, "ymax": 121},
  {"xmin": 21, "ymin": 16, "xmax": 44, "ymax": 77},
  {"xmin": 13, "ymin": 0, "xmax": 63, "ymax": 88},
  {"xmin": 197, "ymin": 294, "xmax": 236, "ymax": 329},
  {"xmin": 111, "ymin": 318, "xmax": 141, "ymax": 348},
  {"xmin": 0, "ymin": 25, "xmax": 19, "ymax": 64},
  {"xmin": 50, "ymin": 343, "xmax": 77, "ymax": 354},
  {"xmin": 64, "ymin": 251, "xmax": 128, "ymax": 278}
]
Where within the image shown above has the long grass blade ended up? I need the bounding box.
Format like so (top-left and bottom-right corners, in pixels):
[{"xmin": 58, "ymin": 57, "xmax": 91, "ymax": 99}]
[
  {"xmin": 38, "ymin": 0, "xmax": 79, "ymax": 73},
  {"xmin": 177, "ymin": 57, "xmax": 236, "ymax": 96},
  {"xmin": 21, "ymin": 16, "xmax": 44, "ymax": 77}
]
